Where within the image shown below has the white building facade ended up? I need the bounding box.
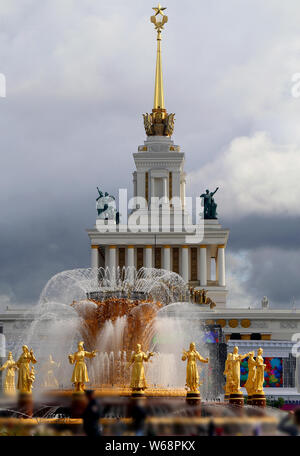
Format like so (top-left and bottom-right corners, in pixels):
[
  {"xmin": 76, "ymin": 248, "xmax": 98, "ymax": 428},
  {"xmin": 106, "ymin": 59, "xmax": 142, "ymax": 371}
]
[
  {"xmin": 87, "ymin": 18, "xmax": 229, "ymax": 307},
  {"xmin": 87, "ymin": 135, "xmax": 229, "ymax": 307}
]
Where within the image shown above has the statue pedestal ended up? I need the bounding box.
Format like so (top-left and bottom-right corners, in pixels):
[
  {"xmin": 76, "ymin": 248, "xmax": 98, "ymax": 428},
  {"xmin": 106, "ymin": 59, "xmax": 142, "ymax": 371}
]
[
  {"xmin": 252, "ymin": 393, "xmax": 266, "ymax": 408},
  {"xmin": 186, "ymin": 391, "xmax": 201, "ymax": 406},
  {"xmin": 18, "ymin": 392, "xmax": 33, "ymax": 418},
  {"xmin": 224, "ymin": 394, "xmax": 230, "ymax": 402},
  {"xmin": 71, "ymin": 392, "xmax": 87, "ymax": 418},
  {"xmin": 131, "ymin": 390, "xmax": 145, "ymax": 398},
  {"xmin": 247, "ymin": 395, "xmax": 253, "ymax": 405},
  {"xmin": 229, "ymin": 392, "xmax": 244, "ymax": 406},
  {"xmin": 186, "ymin": 391, "xmax": 201, "ymax": 399},
  {"xmin": 96, "ymin": 219, "xmax": 117, "ymax": 233}
]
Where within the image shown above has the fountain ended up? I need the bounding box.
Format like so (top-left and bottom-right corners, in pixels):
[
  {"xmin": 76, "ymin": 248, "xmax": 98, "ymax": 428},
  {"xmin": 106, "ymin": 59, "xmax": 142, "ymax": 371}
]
[
  {"xmin": 0, "ymin": 266, "xmax": 280, "ymax": 433},
  {"xmin": 8, "ymin": 266, "xmax": 225, "ymax": 399}
]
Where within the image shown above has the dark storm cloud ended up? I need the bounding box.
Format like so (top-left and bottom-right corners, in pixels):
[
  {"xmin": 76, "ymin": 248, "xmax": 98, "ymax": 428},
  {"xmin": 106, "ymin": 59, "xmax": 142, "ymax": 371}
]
[
  {"xmin": 234, "ymin": 248, "xmax": 300, "ymax": 308},
  {"xmin": 1, "ymin": 0, "xmax": 300, "ymax": 307},
  {"xmin": 224, "ymin": 216, "xmax": 300, "ymax": 251},
  {"xmin": 221, "ymin": 216, "xmax": 300, "ymax": 309},
  {"xmin": 0, "ymin": 204, "xmax": 89, "ymax": 305},
  {"xmin": 0, "ymin": 98, "xmax": 136, "ymax": 306}
]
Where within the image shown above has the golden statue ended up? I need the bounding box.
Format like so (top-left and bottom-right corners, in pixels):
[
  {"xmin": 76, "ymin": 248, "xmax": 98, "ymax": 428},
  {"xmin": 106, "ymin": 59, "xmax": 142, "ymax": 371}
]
[
  {"xmin": 223, "ymin": 353, "xmax": 233, "ymax": 396},
  {"xmin": 15, "ymin": 345, "xmax": 37, "ymax": 394},
  {"xmin": 41, "ymin": 354, "xmax": 59, "ymax": 388},
  {"xmin": 254, "ymin": 348, "xmax": 266, "ymax": 394},
  {"xmin": 200, "ymin": 289, "xmax": 208, "ymax": 304},
  {"xmin": 192, "ymin": 289, "xmax": 216, "ymax": 309},
  {"xmin": 28, "ymin": 366, "xmax": 35, "ymax": 392},
  {"xmin": 130, "ymin": 343, "xmax": 154, "ymax": 393},
  {"xmin": 244, "ymin": 351, "xmax": 257, "ymax": 397},
  {"xmin": 231, "ymin": 346, "xmax": 249, "ymax": 394},
  {"xmin": 68, "ymin": 341, "xmax": 97, "ymax": 393},
  {"xmin": 0, "ymin": 352, "xmax": 18, "ymax": 395},
  {"xmin": 182, "ymin": 342, "xmax": 209, "ymax": 393}
]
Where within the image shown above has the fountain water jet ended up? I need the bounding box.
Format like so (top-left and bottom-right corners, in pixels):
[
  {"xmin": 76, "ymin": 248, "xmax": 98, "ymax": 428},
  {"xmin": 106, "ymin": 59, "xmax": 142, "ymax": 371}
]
[
  {"xmin": 12, "ymin": 267, "xmax": 226, "ymax": 399},
  {"xmin": 17, "ymin": 267, "xmax": 200, "ymax": 393}
]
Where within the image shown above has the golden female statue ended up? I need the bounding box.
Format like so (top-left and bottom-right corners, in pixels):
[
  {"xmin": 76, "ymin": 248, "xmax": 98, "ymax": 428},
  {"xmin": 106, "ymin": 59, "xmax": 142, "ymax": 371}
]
[
  {"xmin": 0, "ymin": 352, "xmax": 18, "ymax": 395},
  {"xmin": 130, "ymin": 344, "xmax": 154, "ymax": 393},
  {"xmin": 68, "ymin": 341, "xmax": 97, "ymax": 393},
  {"xmin": 231, "ymin": 346, "xmax": 249, "ymax": 394},
  {"xmin": 254, "ymin": 348, "xmax": 266, "ymax": 394},
  {"xmin": 223, "ymin": 353, "xmax": 233, "ymax": 396},
  {"xmin": 41, "ymin": 354, "xmax": 59, "ymax": 388},
  {"xmin": 28, "ymin": 366, "xmax": 35, "ymax": 392},
  {"xmin": 244, "ymin": 351, "xmax": 256, "ymax": 397},
  {"xmin": 15, "ymin": 346, "xmax": 37, "ymax": 394},
  {"xmin": 182, "ymin": 342, "xmax": 209, "ymax": 393}
]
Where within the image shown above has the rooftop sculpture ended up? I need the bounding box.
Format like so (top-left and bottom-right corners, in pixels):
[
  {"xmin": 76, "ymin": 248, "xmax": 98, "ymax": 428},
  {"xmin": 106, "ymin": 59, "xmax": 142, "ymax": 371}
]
[{"xmin": 200, "ymin": 187, "xmax": 219, "ymax": 219}]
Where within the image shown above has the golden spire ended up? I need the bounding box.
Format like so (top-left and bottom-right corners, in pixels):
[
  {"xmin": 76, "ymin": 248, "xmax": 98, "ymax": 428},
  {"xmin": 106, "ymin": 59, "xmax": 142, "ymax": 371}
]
[
  {"xmin": 143, "ymin": 5, "xmax": 175, "ymax": 137},
  {"xmin": 151, "ymin": 4, "xmax": 168, "ymax": 110}
]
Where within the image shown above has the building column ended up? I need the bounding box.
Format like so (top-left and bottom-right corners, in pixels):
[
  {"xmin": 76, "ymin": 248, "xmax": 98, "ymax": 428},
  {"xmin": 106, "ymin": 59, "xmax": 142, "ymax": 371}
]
[
  {"xmin": 181, "ymin": 246, "xmax": 189, "ymax": 282},
  {"xmin": 145, "ymin": 245, "xmax": 153, "ymax": 269},
  {"xmin": 217, "ymin": 244, "xmax": 226, "ymax": 286},
  {"xmin": 151, "ymin": 177, "xmax": 155, "ymax": 198},
  {"xmin": 163, "ymin": 245, "xmax": 171, "ymax": 271},
  {"xmin": 206, "ymin": 245, "xmax": 211, "ymax": 281},
  {"xmin": 127, "ymin": 245, "xmax": 135, "ymax": 284},
  {"xmin": 181, "ymin": 179, "xmax": 186, "ymax": 207},
  {"xmin": 127, "ymin": 246, "xmax": 135, "ymax": 267},
  {"xmin": 104, "ymin": 246, "xmax": 109, "ymax": 269},
  {"xmin": 163, "ymin": 177, "xmax": 168, "ymax": 203},
  {"xmin": 136, "ymin": 171, "xmax": 145, "ymax": 199},
  {"xmin": 109, "ymin": 245, "xmax": 117, "ymax": 283},
  {"xmin": 199, "ymin": 245, "xmax": 207, "ymax": 286},
  {"xmin": 91, "ymin": 245, "xmax": 99, "ymax": 269}
]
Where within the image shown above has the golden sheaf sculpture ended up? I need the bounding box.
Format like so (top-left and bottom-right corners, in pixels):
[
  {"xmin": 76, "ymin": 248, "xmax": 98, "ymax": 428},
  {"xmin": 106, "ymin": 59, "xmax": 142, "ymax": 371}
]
[{"xmin": 143, "ymin": 112, "xmax": 175, "ymax": 137}]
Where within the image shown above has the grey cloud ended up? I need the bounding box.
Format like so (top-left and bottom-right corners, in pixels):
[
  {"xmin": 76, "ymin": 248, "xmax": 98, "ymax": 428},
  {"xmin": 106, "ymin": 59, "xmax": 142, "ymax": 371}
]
[
  {"xmin": 226, "ymin": 247, "xmax": 300, "ymax": 308},
  {"xmin": 224, "ymin": 216, "xmax": 300, "ymax": 251},
  {"xmin": 1, "ymin": 0, "xmax": 300, "ymax": 306}
]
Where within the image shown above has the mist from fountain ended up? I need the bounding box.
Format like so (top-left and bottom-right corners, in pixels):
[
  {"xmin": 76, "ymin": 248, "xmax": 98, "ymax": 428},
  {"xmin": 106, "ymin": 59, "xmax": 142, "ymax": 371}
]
[
  {"xmin": 12, "ymin": 266, "xmax": 219, "ymax": 395},
  {"xmin": 146, "ymin": 303, "xmax": 211, "ymax": 394}
]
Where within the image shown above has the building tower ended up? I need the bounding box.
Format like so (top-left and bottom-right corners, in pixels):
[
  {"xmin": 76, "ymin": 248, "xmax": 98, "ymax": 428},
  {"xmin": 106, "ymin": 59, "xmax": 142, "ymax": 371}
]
[{"xmin": 87, "ymin": 4, "xmax": 229, "ymax": 307}]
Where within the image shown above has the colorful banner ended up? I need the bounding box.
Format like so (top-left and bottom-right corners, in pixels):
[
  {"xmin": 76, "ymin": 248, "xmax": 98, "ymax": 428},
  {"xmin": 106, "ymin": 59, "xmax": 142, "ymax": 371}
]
[{"xmin": 241, "ymin": 357, "xmax": 283, "ymax": 387}]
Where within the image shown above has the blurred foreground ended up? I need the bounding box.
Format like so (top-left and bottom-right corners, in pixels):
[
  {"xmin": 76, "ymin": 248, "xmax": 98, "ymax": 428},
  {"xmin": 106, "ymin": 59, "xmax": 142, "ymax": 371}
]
[{"xmin": 0, "ymin": 395, "xmax": 294, "ymax": 436}]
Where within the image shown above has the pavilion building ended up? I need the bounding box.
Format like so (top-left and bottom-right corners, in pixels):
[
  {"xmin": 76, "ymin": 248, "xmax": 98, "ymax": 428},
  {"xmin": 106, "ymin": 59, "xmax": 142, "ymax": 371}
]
[{"xmin": 87, "ymin": 9, "xmax": 229, "ymax": 307}]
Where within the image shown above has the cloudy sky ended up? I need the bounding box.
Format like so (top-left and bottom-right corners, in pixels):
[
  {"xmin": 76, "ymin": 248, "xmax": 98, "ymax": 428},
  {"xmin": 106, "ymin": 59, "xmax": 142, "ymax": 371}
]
[{"xmin": 1, "ymin": 0, "xmax": 300, "ymax": 309}]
